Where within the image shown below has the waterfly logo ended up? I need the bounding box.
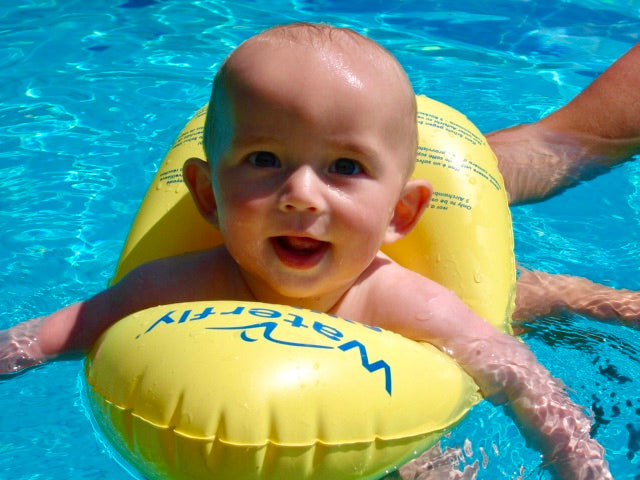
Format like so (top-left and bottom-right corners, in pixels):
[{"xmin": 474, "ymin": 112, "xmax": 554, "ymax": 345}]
[{"xmin": 142, "ymin": 304, "xmax": 393, "ymax": 395}]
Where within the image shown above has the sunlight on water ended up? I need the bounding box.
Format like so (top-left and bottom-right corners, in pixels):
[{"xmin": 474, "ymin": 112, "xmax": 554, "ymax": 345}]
[{"xmin": 1, "ymin": 1, "xmax": 639, "ymax": 479}]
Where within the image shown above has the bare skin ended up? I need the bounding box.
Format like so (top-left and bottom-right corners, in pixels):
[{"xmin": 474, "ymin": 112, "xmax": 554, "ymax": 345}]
[
  {"xmin": 514, "ymin": 268, "xmax": 640, "ymax": 328},
  {"xmin": 488, "ymin": 42, "xmax": 640, "ymax": 206},
  {"xmin": 0, "ymin": 24, "xmax": 615, "ymax": 479},
  {"xmin": 490, "ymin": 42, "xmax": 640, "ymax": 329}
]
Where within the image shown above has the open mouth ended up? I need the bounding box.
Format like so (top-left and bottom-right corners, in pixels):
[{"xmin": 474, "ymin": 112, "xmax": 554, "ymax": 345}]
[{"xmin": 270, "ymin": 236, "xmax": 329, "ymax": 269}]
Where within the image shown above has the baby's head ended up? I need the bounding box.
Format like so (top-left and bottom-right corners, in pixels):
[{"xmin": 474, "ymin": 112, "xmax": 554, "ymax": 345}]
[
  {"xmin": 184, "ymin": 23, "xmax": 431, "ymax": 306},
  {"xmin": 204, "ymin": 22, "xmax": 418, "ymax": 182}
]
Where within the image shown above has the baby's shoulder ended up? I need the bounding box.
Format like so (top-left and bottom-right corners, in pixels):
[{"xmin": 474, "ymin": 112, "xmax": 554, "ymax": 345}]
[
  {"xmin": 361, "ymin": 254, "xmax": 447, "ymax": 298},
  {"xmin": 343, "ymin": 255, "xmax": 483, "ymax": 341},
  {"xmin": 340, "ymin": 255, "xmax": 457, "ymax": 325},
  {"xmin": 115, "ymin": 246, "xmax": 241, "ymax": 303}
]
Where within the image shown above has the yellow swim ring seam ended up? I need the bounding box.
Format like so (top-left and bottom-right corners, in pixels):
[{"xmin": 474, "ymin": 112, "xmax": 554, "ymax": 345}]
[{"xmin": 89, "ymin": 399, "xmax": 465, "ymax": 447}]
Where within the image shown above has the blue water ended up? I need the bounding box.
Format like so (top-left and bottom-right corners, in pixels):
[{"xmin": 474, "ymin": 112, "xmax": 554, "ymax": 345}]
[{"xmin": 1, "ymin": 0, "xmax": 639, "ymax": 478}]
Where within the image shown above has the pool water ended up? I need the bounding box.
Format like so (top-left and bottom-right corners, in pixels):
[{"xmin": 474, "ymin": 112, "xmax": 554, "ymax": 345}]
[{"xmin": 1, "ymin": 0, "xmax": 639, "ymax": 478}]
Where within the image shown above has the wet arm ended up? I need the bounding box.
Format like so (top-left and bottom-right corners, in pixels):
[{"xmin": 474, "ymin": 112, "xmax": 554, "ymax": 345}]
[
  {"xmin": 0, "ymin": 293, "xmax": 123, "ymax": 375},
  {"xmin": 514, "ymin": 267, "xmax": 640, "ymax": 327},
  {"xmin": 0, "ymin": 266, "xmax": 155, "ymax": 376},
  {"xmin": 412, "ymin": 289, "xmax": 612, "ymax": 479},
  {"xmin": 488, "ymin": 42, "xmax": 640, "ymax": 205},
  {"xmin": 445, "ymin": 332, "xmax": 612, "ymax": 479}
]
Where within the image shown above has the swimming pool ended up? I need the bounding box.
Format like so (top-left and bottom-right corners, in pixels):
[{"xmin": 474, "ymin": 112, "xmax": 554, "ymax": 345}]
[{"xmin": 1, "ymin": 0, "xmax": 639, "ymax": 478}]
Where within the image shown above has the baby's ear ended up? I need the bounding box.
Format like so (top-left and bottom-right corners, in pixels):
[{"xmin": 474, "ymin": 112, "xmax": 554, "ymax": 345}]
[
  {"xmin": 384, "ymin": 179, "xmax": 432, "ymax": 244},
  {"xmin": 183, "ymin": 157, "xmax": 219, "ymax": 227}
]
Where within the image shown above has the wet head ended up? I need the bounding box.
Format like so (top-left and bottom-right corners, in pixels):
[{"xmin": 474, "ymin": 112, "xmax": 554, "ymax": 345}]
[{"xmin": 205, "ymin": 23, "xmax": 418, "ymax": 184}]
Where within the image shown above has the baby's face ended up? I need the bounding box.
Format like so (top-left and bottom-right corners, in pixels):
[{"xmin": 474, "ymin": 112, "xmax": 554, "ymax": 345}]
[{"xmin": 210, "ymin": 40, "xmax": 416, "ymax": 304}]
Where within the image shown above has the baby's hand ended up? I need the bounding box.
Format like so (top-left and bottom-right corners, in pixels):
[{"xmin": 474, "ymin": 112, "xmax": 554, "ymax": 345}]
[{"xmin": 0, "ymin": 318, "xmax": 47, "ymax": 376}]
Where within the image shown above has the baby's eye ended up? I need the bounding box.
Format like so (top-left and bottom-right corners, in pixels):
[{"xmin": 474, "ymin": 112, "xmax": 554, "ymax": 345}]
[
  {"xmin": 247, "ymin": 151, "xmax": 280, "ymax": 168},
  {"xmin": 329, "ymin": 158, "xmax": 363, "ymax": 176}
]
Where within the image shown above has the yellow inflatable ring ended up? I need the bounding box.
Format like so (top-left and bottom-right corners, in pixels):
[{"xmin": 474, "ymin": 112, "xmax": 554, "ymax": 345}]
[{"xmin": 84, "ymin": 95, "xmax": 515, "ymax": 480}]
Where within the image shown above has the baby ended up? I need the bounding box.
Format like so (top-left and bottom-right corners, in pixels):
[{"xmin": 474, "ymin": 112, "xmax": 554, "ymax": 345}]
[{"xmin": 0, "ymin": 23, "xmax": 612, "ymax": 479}]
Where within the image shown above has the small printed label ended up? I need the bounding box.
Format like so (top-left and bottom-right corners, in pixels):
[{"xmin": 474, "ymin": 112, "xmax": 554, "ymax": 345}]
[
  {"xmin": 169, "ymin": 125, "xmax": 204, "ymax": 151},
  {"xmin": 158, "ymin": 167, "xmax": 183, "ymax": 186},
  {"xmin": 417, "ymin": 111, "xmax": 484, "ymax": 146},
  {"xmin": 429, "ymin": 191, "xmax": 472, "ymax": 211}
]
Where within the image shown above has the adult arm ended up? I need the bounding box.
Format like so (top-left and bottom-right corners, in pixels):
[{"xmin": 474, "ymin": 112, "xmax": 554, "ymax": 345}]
[
  {"xmin": 488, "ymin": 42, "xmax": 640, "ymax": 205},
  {"xmin": 514, "ymin": 267, "xmax": 640, "ymax": 327}
]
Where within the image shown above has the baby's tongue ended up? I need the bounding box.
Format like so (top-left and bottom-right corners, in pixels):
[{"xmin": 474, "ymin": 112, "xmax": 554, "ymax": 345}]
[{"xmin": 280, "ymin": 236, "xmax": 324, "ymax": 252}]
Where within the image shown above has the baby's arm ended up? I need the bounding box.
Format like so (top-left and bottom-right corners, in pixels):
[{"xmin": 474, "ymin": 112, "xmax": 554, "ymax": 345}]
[
  {"xmin": 391, "ymin": 281, "xmax": 612, "ymax": 479},
  {"xmin": 488, "ymin": 42, "xmax": 640, "ymax": 205},
  {"xmin": 0, "ymin": 255, "xmax": 187, "ymax": 376},
  {"xmin": 446, "ymin": 330, "xmax": 611, "ymax": 480},
  {"xmin": 0, "ymin": 279, "xmax": 136, "ymax": 375},
  {"xmin": 0, "ymin": 248, "xmax": 233, "ymax": 376},
  {"xmin": 514, "ymin": 267, "xmax": 640, "ymax": 327},
  {"xmin": 1, "ymin": 305, "xmax": 83, "ymax": 375}
]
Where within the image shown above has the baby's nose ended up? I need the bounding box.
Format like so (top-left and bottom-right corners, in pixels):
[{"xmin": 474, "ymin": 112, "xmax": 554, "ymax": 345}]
[{"xmin": 278, "ymin": 166, "xmax": 326, "ymax": 213}]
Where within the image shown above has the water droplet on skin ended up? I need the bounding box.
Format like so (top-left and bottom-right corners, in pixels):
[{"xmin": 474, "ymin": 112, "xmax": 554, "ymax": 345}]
[{"xmin": 474, "ymin": 272, "xmax": 483, "ymax": 283}]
